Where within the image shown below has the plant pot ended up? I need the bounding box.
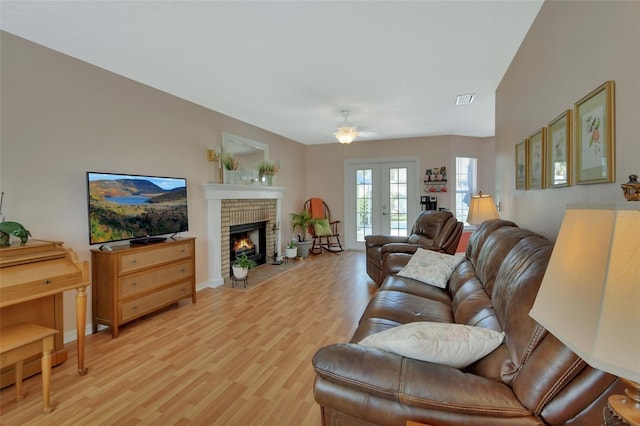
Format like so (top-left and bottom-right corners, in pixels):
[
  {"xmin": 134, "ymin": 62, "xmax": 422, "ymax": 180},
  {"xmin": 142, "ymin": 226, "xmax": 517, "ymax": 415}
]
[
  {"xmin": 232, "ymin": 265, "xmax": 248, "ymax": 279},
  {"xmin": 285, "ymin": 247, "xmax": 298, "ymax": 259},
  {"xmin": 296, "ymin": 240, "xmax": 312, "ymax": 258}
]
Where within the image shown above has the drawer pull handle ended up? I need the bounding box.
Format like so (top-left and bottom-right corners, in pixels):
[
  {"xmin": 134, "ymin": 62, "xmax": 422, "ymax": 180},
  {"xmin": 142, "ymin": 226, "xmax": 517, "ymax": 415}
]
[
  {"xmin": 131, "ymin": 282, "xmax": 137, "ymax": 287},
  {"xmin": 131, "ymin": 259, "xmax": 137, "ymax": 264},
  {"xmin": 131, "ymin": 306, "xmax": 137, "ymax": 310},
  {"xmin": 44, "ymin": 279, "xmax": 52, "ymax": 284}
]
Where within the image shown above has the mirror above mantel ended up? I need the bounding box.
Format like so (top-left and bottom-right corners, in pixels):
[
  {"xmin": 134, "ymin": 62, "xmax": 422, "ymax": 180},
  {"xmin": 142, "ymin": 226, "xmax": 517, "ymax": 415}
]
[{"xmin": 221, "ymin": 132, "xmax": 269, "ymax": 184}]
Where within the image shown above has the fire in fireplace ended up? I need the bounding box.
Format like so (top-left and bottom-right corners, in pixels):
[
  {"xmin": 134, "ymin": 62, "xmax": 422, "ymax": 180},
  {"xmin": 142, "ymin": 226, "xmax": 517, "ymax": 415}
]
[
  {"xmin": 229, "ymin": 221, "xmax": 267, "ymax": 274},
  {"xmin": 234, "ymin": 235, "xmax": 255, "ymax": 254}
]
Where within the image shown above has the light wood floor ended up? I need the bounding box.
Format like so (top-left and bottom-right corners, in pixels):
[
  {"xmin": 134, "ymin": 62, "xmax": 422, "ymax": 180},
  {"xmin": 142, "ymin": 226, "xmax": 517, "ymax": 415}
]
[{"xmin": 0, "ymin": 251, "xmax": 377, "ymax": 425}]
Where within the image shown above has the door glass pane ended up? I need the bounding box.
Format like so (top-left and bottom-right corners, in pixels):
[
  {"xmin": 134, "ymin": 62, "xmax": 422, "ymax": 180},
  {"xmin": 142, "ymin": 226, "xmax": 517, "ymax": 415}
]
[
  {"xmin": 389, "ymin": 167, "xmax": 408, "ymax": 236},
  {"xmin": 356, "ymin": 169, "xmax": 372, "ymax": 241},
  {"xmin": 455, "ymin": 157, "xmax": 477, "ymax": 223}
]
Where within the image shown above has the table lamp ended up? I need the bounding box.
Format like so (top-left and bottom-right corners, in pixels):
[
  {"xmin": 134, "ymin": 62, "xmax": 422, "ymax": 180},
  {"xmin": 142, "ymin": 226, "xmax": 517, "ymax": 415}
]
[
  {"xmin": 529, "ymin": 204, "xmax": 640, "ymax": 425},
  {"xmin": 466, "ymin": 192, "xmax": 499, "ymax": 226}
]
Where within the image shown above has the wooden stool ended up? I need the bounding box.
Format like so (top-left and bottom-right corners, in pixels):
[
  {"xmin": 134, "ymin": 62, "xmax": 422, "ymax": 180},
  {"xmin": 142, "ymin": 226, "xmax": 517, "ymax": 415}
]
[{"xmin": 0, "ymin": 323, "xmax": 59, "ymax": 413}]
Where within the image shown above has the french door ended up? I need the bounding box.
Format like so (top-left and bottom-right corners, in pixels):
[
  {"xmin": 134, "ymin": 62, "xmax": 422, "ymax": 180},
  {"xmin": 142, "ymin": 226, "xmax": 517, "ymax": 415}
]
[{"xmin": 345, "ymin": 159, "xmax": 418, "ymax": 250}]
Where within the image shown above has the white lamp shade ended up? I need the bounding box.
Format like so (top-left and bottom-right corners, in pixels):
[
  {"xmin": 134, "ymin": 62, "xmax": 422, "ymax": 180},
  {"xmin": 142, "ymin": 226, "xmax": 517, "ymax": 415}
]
[
  {"xmin": 529, "ymin": 204, "xmax": 640, "ymax": 383},
  {"xmin": 466, "ymin": 194, "xmax": 499, "ymax": 225}
]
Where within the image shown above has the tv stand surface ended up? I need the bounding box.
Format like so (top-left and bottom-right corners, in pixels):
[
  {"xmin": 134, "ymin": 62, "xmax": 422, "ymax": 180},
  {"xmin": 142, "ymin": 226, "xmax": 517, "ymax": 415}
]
[{"xmin": 129, "ymin": 236, "xmax": 166, "ymax": 245}]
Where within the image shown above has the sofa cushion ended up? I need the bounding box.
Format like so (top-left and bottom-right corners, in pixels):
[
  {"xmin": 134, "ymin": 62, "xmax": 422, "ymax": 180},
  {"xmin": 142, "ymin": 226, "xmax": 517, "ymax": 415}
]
[
  {"xmin": 358, "ymin": 322, "xmax": 505, "ymax": 368},
  {"xmin": 380, "ymin": 274, "xmax": 451, "ymax": 303},
  {"xmin": 360, "ymin": 290, "xmax": 454, "ymax": 325},
  {"xmin": 314, "ymin": 218, "xmax": 333, "ymax": 236},
  {"xmin": 396, "ymin": 248, "xmax": 465, "ymax": 288}
]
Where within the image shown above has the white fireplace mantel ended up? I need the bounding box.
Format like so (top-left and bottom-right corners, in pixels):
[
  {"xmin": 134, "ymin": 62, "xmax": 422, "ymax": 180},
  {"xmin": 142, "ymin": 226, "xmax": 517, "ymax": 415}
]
[{"xmin": 202, "ymin": 184, "xmax": 285, "ymax": 287}]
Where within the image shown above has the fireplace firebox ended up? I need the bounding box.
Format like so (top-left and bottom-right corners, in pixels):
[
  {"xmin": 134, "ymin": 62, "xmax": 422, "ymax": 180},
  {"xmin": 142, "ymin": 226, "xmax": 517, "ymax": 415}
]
[{"xmin": 229, "ymin": 221, "xmax": 267, "ymax": 273}]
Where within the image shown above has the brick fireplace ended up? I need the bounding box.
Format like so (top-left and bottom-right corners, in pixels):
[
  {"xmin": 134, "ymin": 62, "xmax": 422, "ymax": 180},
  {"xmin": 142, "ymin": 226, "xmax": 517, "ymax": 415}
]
[
  {"xmin": 202, "ymin": 184, "xmax": 285, "ymax": 287},
  {"xmin": 222, "ymin": 199, "xmax": 275, "ymax": 277}
]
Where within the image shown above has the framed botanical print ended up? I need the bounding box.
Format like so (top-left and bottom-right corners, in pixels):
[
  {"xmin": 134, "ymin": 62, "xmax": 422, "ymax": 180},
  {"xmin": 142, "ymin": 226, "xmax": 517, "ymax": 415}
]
[
  {"xmin": 575, "ymin": 81, "xmax": 615, "ymax": 184},
  {"xmin": 527, "ymin": 128, "xmax": 546, "ymax": 189},
  {"xmin": 515, "ymin": 140, "xmax": 528, "ymax": 190},
  {"xmin": 547, "ymin": 110, "xmax": 572, "ymax": 188}
]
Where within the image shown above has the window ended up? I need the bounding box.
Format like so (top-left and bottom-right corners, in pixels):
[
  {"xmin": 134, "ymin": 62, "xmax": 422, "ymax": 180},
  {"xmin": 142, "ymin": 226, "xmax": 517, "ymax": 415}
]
[{"xmin": 455, "ymin": 157, "xmax": 477, "ymax": 224}]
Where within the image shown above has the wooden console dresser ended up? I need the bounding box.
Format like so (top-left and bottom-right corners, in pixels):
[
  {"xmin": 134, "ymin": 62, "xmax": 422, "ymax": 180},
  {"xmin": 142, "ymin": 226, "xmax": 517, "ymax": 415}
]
[{"xmin": 91, "ymin": 237, "xmax": 196, "ymax": 338}]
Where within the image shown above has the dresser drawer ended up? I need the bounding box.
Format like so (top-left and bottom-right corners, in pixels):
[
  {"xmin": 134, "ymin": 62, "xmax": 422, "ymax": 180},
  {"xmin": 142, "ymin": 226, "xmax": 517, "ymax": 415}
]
[
  {"xmin": 119, "ymin": 260, "xmax": 193, "ymax": 298},
  {"xmin": 119, "ymin": 280, "xmax": 192, "ymax": 322},
  {"xmin": 119, "ymin": 242, "xmax": 193, "ymax": 274}
]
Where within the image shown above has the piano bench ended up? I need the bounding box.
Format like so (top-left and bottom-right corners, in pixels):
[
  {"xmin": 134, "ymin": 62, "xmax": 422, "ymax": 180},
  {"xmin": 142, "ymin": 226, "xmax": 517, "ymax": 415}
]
[{"xmin": 0, "ymin": 323, "xmax": 59, "ymax": 413}]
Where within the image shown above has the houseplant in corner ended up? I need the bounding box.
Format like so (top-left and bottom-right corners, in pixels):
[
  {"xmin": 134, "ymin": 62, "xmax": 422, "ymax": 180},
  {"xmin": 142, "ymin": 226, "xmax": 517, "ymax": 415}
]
[
  {"xmin": 290, "ymin": 208, "xmax": 318, "ymax": 258},
  {"xmin": 232, "ymin": 251, "xmax": 257, "ymax": 279}
]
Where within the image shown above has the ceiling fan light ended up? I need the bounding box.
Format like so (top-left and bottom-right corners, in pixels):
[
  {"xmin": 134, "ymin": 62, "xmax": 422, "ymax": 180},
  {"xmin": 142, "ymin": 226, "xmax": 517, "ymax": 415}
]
[{"xmin": 335, "ymin": 126, "xmax": 358, "ymax": 144}]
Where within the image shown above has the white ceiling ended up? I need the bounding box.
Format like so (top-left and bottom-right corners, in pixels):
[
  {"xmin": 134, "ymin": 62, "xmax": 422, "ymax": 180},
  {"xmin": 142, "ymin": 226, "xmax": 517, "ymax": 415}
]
[{"xmin": 0, "ymin": 0, "xmax": 543, "ymax": 145}]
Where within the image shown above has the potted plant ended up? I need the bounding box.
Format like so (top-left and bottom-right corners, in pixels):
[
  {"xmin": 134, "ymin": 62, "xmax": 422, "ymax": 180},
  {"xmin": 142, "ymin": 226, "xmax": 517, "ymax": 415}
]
[
  {"xmin": 290, "ymin": 209, "xmax": 318, "ymax": 258},
  {"xmin": 257, "ymin": 161, "xmax": 280, "ymax": 186},
  {"xmin": 285, "ymin": 240, "xmax": 298, "ymax": 259},
  {"xmin": 232, "ymin": 252, "xmax": 257, "ymax": 279}
]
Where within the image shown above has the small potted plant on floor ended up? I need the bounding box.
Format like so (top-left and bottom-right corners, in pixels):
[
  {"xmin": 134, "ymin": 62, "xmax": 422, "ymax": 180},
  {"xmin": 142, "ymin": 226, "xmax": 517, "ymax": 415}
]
[
  {"xmin": 290, "ymin": 208, "xmax": 318, "ymax": 258},
  {"xmin": 232, "ymin": 252, "xmax": 257, "ymax": 279},
  {"xmin": 285, "ymin": 240, "xmax": 298, "ymax": 259}
]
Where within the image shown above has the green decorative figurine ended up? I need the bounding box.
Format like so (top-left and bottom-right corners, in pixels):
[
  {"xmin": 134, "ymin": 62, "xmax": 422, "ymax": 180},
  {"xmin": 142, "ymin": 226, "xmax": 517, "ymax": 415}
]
[{"xmin": 0, "ymin": 221, "xmax": 32, "ymax": 246}]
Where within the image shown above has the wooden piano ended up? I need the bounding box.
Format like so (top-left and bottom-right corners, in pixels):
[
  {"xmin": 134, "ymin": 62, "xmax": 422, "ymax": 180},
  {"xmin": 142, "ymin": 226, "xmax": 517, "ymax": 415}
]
[{"xmin": 0, "ymin": 240, "xmax": 89, "ymax": 387}]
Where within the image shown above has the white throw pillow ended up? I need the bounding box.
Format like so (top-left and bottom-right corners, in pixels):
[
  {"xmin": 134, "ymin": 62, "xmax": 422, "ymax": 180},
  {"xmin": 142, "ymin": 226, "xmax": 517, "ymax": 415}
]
[
  {"xmin": 396, "ymin": 248, "xmax": 465, "ymax": 288},
  {"xmin": 358, "ymin": 322, "xmax": 505, "ymax": 369}
]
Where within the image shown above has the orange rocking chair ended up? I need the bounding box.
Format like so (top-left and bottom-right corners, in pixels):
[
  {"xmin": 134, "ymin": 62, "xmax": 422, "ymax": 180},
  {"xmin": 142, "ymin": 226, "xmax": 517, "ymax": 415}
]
[{"xmin": 304, "ymin": 198, "xmax": 344, "ymax": 254}]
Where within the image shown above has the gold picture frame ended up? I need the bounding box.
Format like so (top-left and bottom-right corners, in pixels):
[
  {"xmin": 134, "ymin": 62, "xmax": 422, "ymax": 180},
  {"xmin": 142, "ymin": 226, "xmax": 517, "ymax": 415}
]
[
  {"xmin": 515, "ymin": 139, "xmax": 528, "ymax": 190},
  {"xmin": 527, "ymin": 128, "xmax": 546, "ymax": 190},
  {"xmin": 575, "ymin": 81, "xmax": 615, "ymax": 184},
  {"xmin": 547, "ymin": 110, "xmax": 572, "ymax": 188}
]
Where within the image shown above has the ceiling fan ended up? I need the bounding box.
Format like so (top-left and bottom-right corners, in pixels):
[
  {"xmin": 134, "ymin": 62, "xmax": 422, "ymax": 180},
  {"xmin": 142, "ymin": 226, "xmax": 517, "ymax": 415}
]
[{"xmin": 333, "ymin": 110, "xmax": 377, "ymax": 144}]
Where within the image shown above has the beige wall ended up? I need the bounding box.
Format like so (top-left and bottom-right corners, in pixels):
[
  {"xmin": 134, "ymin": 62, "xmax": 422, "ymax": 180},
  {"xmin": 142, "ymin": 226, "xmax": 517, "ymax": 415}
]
[
  {"xmin": 304, "ymin": 135, "xmax": 495, "ymax": 231},
  {"xmin": 0, "ymin": 31, "xmax": 306, "ymax": 339},
  {"xmin": 495, "ymin": 1, "xmax": 640, "ymax": 238},
  {"xmin": 1, "ymin": 31, "xmax": 494, "ymax": 340}
]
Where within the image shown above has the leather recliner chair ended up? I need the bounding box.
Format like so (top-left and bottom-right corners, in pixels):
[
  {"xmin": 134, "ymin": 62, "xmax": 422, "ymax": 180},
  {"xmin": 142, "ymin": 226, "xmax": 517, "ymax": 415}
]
[{"xmin": 365, "ymin": 210, "xmax": 463, "ymax": 286}]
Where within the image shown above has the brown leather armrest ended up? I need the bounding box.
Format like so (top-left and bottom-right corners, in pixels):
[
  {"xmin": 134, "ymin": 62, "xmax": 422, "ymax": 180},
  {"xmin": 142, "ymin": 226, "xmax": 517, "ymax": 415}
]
[
  {"xmin": 381, "ymin": 242, "xmax": 419, "ymax": 256},
  {"xmin": 364, "ymin": 234, "xmax": 409, "ymax": 248},
  {"xmin": 385, "ymin": 253, "xmax": 413, "ymax": 276}
]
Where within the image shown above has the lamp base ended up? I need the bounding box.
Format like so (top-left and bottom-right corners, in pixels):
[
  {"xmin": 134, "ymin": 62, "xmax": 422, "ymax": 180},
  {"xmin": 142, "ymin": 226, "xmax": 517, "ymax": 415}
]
[{"xmin": 604, "ymin": 379, "xmax": 640, "ymax": 426}]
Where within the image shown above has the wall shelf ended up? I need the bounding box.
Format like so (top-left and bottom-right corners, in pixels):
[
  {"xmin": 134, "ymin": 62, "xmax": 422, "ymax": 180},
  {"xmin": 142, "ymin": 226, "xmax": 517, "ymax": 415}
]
[{"xmin": 423, "ymin": 180, "xmax": 448, "ymax": 193}]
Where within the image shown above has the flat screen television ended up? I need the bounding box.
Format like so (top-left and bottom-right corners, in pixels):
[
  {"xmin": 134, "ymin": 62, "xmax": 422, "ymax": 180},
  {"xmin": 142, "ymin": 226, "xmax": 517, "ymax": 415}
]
[{"xmin": 86, "ymin": 172, "xmax": 188, "ymax": 245}]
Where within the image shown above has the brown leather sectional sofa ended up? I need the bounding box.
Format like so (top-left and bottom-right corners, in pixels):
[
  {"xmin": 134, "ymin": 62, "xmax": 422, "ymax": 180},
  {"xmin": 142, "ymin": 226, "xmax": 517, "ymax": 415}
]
[{"xmin": 313, "ymin": 219, "xmax": 623, "ymax": 425}]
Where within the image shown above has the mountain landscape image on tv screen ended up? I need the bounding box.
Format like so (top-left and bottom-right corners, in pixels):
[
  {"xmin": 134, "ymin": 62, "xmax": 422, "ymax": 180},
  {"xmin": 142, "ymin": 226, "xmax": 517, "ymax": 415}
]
[{"xmin": 87, "ymin": 172, "xmax": 188, "ymax": 244}]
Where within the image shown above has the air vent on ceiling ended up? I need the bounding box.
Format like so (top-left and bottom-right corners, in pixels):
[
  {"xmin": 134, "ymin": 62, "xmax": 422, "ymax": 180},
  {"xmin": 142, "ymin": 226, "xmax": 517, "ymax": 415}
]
[{"xmin": 456, "ymin": 93, "xmax": 475, "ymax": 105}]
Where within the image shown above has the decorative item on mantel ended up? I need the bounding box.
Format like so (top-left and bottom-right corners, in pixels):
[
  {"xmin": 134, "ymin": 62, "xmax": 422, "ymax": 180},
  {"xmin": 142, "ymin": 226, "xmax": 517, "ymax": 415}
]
[
  {"xmin": 621, "ymin": 174, "xmax": 640, "ymax": 201},
  {"xmin": 222, "ymin": 153, "xmax": 241, "ymax": 184},
  {"xmin": 258, "ymin": 161, "xmax": 280, "ymax": 186},
  {"xmin": 222, "ymin": 153, "xmax": 239, "ymax": 172},
  {"xmin": 206, "ymin": 147, "xmax": 224, "ymax": 183}
]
